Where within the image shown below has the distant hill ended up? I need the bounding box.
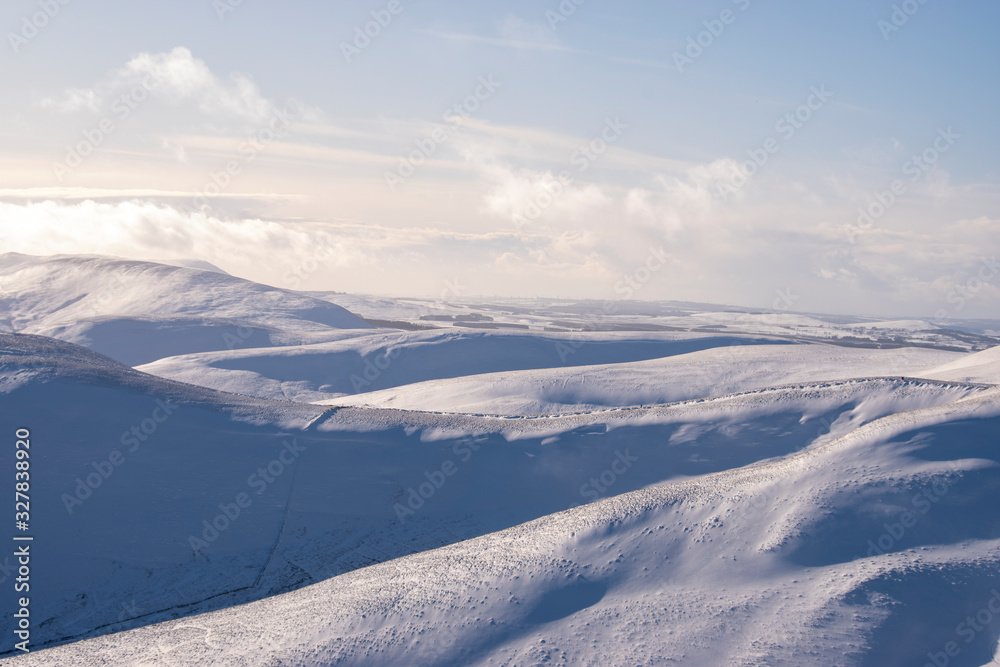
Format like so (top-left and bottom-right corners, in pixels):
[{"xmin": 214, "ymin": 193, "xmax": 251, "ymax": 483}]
[{"xmin": 0, "ymin": 253, "xmax": 371, "ymax": 364}]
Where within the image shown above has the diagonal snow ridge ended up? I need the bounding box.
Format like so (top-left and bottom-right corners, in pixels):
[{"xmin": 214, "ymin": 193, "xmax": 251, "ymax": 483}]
[{"xmin": 314, "ymin": 375, "xmax": 991, "ymax": 440}]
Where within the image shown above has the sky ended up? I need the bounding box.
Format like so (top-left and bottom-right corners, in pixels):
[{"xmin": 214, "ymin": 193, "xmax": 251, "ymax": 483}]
[{"xmin": 0, "ymin": 0, "xmax": 998, "ymax": 319}]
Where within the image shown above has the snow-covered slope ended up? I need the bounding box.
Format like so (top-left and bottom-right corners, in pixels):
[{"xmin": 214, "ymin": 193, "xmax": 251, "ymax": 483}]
[
  {"xmin": 2, "ymin": 258, "xmax": 998, "ymax": 665},
  {"xmin": 1, "ymin": 333, "xmax": 990, "ymax": 661},
  {"xmin": 15, "ymin": 385, "xmax": 1000, "ymax": 666},
  {"xmin": 315, "ymin": 344, "xmax": 961, "ymax": 415},
  {"xmin": 310, "ymin": 292, "xmax": 1000, "ymax": 352},
  {"xmin": 0, "ymin": 253, "xmax": 371, "ymax": 365},
  {"xmin": 921, "ymin": 345, "xmax": 1000, "ymax": 385},
  {"xmin": 136, "ymin": 330, "xmax": 789, "ymax": 403}
]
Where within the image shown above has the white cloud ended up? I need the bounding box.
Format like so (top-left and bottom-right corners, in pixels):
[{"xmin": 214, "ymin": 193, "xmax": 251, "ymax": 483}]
[
  {"xmin": 40, "ymin": 87, "xmax": 100, "ymax": 113},
  {"xmin": 477, "ymin": 153, "xmax": 745, "ymax": 239},
  {"xmin": 419, "ymin": 28, "xmax": 578, "ymax": 52},
  {"xmin": 0, "ymin": 200, "xmax": 357, "ymax": 281},
  {"xmin": 0, "ymin": 200, "xmax": 529, "ymax": 292},
  {"xmin": 479, "ymin": 163, "xmax": 610, "ymax": 228},
  {"xmin": 0, "ymin": 199, "xmax": 996, "ymax": 317},
  {"xmin": 161, "ymin": 138, "xmax": 188, "ymax": 164},
  {"xmin": 419, "ymin": 14, "xmax": 581, "ymax": 54},
  {"xmin": 456, "ymin": 118, "xmax": 690, "ymax": 173},
  {"xmin": 496, "ymin": 14, "xmax": 561, "ymax": 48},
  {"xmin": 40, "ymin": 47, "xmax": 308, "ymax": 126},
  {"xmin": 0, "ymin": 187, "xmax": 299, "ymax": 202},
  {"xmin": 124, "ymin": 47, "xmax": 274, "ymax": 122},
  {"xmin": 12, "ymin": 47, "xmax": 999, "ymax": 318}
]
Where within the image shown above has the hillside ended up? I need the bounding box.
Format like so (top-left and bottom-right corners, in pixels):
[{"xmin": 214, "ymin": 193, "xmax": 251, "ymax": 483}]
[
  {"xmin": 2, "ymin": 332, "xmax": 997, "ymax": 663},
  {"xmin": 13, "ymin": 375, "xmax": 1000, "ymax": 665},
  {"xmin": 0, "ymin": 253, "xmax": 371, "ymax": 365}
]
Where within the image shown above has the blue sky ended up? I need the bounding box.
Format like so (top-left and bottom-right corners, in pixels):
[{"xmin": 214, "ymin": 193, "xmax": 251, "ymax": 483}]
[{"xmin": 1, "ymin": 0, "xmax": 997, "ymax": 318}]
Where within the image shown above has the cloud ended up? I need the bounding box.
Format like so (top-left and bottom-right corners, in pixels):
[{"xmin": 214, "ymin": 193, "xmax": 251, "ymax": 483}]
[
  {"xmin": 0, "ymin": 199, "xmax": 320, "ymax": 256},
  {"xmin": 40, "ymin": 47, "xmax": 309, "ymax": 126},
  {"xmin": 454, "ymin": 118, "xmax": 691, "ymax": 175},
  {"xmin": 0, "ymin": 198, "xmax": 997, "ymax": 317},
  {"xmin": 476, "ymin": 152, "xmax": 743, "ymax": 238},
  {"xmin": 161, "ymin": 138, "xmax": 188, "ymax": 163},
  {"xmin": 0, "ymin": 187, "xmax": 300, "ymax": 203},
  {"xmin": 0, "ymin": 200, "xmax": 530, "ymax": 291},
  {"xmin": 12, "ymin": 46, "xmax": 1000, "ymax": 318},
  {"xmin": 0, "ymin": 199, "xmax": 678, "ymax": 298},
  {"xmin": 479, "ymin": 163, "xmax": 612, "ymax": 229},
  {"xmin": 41, "ymin": 87, "xmax": 101, "ymax": 113},
  {"xmin": 419, "ymin": 15, "xmax": 581, "ymax": 53},
  {"xmin": 419, "ymin": 28, "xmax": 578, "ymax": 52},
  {"xmin": 495, "ymin": 14, "xmax": 564, "ymax": 48}
]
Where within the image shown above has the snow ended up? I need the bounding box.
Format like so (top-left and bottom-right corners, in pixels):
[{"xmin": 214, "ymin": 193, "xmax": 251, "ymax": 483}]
[
  {"xmin": 921, "ymin": 346, "xmax": 1000, "ymax": 385},
  {"xmin": 310, "ymin": 293, "xmax": 1000, "ymax": 353},
  {"xmin": 1, "ymin": 253, "xmax": 999, "ymax": 665},
  {"xmin": 313, "ymin": 344, "xmax": 962, "ymax": 415},
  {"xmin": 11, "ymin": 375, "xmax": 1000, "ymax": 665},
  {"xmin": 135, "ymin": 330, "xmax": 792, "ymax": 404},
  {"xmin": 158, "ymin": 258, "xmax": 231, "ymax": 274},
  {"xmin": 0, "ymin": 253, "xmax": 371, "ymax": 365}
]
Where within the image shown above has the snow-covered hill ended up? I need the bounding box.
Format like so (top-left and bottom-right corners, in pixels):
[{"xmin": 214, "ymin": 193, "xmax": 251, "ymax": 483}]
[
  {"xmin": 2, "ymin": 332, "xmax": 997, "ymax": 663},
  {"xmin": 921, "ymin": 345, "xmax": 1000, "ymax": 385},
  {"xmin": 0, "ymin": 253, "xmax": 371, "ymax": 365},
  {"xmin": 135, "ymin": 330, "xmax": 791, "ymax": 403},
  {"xmin": 13, "ymin": 379, "xmax": 1000, "ymax": 665},
  {"xmin": 313, "ymin": 344, "xmax": 961, "ymax": 415},
  {"xmin": 1, "ymin": 255, "xmax": 999, "ymax": 665},
  {"xmin": 312, "ymin": 292, "xmax": 1000, "ymax": 353}
]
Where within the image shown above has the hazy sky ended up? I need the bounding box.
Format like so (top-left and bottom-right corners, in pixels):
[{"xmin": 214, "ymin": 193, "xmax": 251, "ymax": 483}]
[{"xmin": 1, "ymin": 0, "xmax": 998, "ymax": 318}]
